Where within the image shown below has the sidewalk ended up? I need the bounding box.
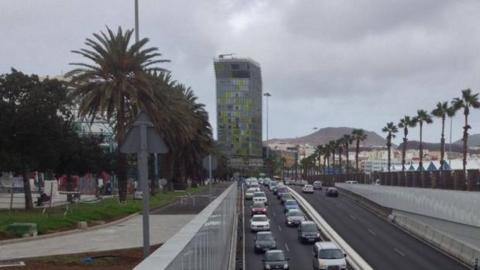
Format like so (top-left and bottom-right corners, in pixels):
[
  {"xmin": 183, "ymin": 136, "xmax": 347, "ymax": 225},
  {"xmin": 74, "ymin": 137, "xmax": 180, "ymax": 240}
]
[{"xmin": 0, "ymin": 183, "xmax": 230, "ymax": 261}]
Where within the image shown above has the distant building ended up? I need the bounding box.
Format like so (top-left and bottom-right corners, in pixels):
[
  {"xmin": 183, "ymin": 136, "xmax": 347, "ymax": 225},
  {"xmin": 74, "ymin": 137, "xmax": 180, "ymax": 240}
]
[
  {"xmin": 362, "ymin": 159, "xmax": 401, "ymax": 174},
  {"xmin": 214, "ymin": 56, "xmax": 263, "ymax": 169}
]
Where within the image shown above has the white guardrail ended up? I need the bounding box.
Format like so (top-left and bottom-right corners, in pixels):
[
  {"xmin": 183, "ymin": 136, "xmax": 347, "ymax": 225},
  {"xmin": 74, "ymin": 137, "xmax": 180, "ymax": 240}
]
[{"xmin": 288, "ymin": 187, "xmax": 374, "ymax": 270}]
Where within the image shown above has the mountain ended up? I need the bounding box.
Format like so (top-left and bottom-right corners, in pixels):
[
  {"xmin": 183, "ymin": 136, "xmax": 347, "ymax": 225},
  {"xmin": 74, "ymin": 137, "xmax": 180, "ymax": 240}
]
[
  {"xmin": 267, "ymin": 127, "xmax": 387, "ymax": 147},
  {"xmin": 454, "ymin": 134, "xmax": 480, "ymax": 147},
  {"xmin": 396, "ymin": 141, "xmax": 463, "ymax": 153}
]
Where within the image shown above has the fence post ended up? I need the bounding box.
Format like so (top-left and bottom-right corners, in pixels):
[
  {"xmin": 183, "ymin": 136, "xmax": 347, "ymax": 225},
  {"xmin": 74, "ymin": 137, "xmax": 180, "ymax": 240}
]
[{"xmin": 9, "ymin": 182, "xmax": 14, "ymax": 213}]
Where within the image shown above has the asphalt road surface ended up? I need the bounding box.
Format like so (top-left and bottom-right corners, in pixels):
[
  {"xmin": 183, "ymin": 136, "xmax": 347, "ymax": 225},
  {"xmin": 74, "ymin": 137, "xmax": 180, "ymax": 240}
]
[
  {"xmin": 291, "ymin": 186, "xmax": 467, "ymax": 270},
  {"xmin": 244, "ymin": 185, "xmax": 316, "ymax": 270}
]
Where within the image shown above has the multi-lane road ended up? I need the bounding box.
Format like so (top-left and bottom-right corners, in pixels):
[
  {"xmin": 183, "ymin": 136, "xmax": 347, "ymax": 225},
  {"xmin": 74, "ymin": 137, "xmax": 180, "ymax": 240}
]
[{"xmin": 243, "ymin": 183, "xmax": 467, "ymax": 270}]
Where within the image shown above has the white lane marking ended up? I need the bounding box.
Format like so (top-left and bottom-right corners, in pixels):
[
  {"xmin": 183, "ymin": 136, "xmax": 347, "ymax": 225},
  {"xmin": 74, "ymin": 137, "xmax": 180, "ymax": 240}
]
[
  {"xmin": 367, "ymin": 229, "xmax": 376, "ymax": 236},
  {"xmin": 285, "ymin": 243, "xmax": 290, "ymax": 252},
  {"xmin": 278, "ymin": 225, "xmax": 282, "ymax": 231},
  {"xmin": 394, "ymin": 248, "xmax": 406, "ymax": 257}
]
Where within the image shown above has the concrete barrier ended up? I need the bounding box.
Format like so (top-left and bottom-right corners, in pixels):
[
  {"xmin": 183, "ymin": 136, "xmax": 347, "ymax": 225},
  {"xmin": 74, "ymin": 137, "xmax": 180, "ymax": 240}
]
[{"xmin": 288, "ymin": 187, "xmax": 373, "ymax": 270}]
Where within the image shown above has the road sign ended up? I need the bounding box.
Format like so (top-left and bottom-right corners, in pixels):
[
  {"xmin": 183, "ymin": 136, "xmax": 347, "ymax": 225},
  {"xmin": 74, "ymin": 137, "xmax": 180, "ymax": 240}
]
[{"xmin": 120, "ymin": 111, "xmax": 168, "ymax": 258}]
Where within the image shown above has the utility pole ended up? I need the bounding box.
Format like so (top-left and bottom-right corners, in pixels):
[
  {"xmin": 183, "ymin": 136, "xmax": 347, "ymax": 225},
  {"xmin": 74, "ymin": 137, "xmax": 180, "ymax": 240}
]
[{"xmin": 134, "ymin": 0, "xmax": 139, "ymax": 42}]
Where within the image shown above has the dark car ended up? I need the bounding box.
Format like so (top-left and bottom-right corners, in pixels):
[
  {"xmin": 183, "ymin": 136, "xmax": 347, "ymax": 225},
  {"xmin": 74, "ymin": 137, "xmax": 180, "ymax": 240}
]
[
  {"xmin": 283, "ymin": 199, "xmax": 299, "ymax": 212},
  {"xmin": 313, "ymin": 181, "xmax": 323, "ymax": 190},
  {"xmin": 251, "ymin": 202, "xmax": 267, "ymax": 216},
  {"xmin": 298, "ymin": 221, "xmax": 321, "ymax": 243},
  {"xmin": 254, "ymin": 231, "xmax": 277, "ymax": 253},
  {"xmin": 276, "ymin": 187, "xmax": 289, "ymax": 199},
  {"xmin": 280, "ymin": 193, "xmax": 293, "ymax": 204},
  {"xmin": 263, "ymin": 249, "xmax": 289, "ymax": 270},
  {"xmin": 285, "ymin": 209, "xmax": 306, "ymax": 226},
  {"xmin": 326, "ymin": 187, "xmax": 339, "ymax": 197}
]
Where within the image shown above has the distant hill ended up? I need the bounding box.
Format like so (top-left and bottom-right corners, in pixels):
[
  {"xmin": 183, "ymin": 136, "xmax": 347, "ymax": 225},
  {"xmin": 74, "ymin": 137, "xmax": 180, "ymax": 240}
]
[
  {"xmin": 397, "ymin": 141, "xmax": 463, "ymax": 153},
  {"xmin": 454, "ymin": 134, "xmax": 480, "ymax": 147},
  {"xmin": 268, "ymin": 127, "xmax": 387, "ymax": 147}
]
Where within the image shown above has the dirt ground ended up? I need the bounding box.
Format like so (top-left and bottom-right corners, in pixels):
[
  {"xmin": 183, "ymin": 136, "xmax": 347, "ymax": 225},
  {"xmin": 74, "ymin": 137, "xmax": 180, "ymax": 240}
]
[{"xmin": 0, "ymin": 245, "xmax": 160, "ymax": 270}]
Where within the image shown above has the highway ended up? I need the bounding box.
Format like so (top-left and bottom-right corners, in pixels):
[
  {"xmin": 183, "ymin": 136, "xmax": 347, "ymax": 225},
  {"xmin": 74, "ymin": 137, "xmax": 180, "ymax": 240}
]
[
  {"xmin": 291, "ymin": 186, "xmax": 467, "ymax": 270},
  {"xmin": 244, "ymin": 186, "xmax": 315, "ymax": 270}
]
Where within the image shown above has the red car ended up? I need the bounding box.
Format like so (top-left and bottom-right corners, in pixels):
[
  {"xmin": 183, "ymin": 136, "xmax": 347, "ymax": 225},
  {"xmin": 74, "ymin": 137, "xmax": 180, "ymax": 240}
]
[{"xmin": 251, "ymin": 202, "xmax": 267, "ymax": 216}]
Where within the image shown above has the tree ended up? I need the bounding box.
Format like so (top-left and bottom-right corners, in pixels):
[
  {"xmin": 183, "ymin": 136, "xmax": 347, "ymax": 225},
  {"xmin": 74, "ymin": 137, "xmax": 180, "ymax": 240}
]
[
  {"xmin": 415, "ymin": 110, "xmax": 433, "ymax": 172},
  {"xmin": 431, "ymin": 102, "xmax": 457, "ymax": 172},
  {"xmin": 336, "ymin": 139, "xmax": 343, "ymax": 173},
  {"xmin": 382, "ymin": 122, "xmax": 398, "ymax": 173},
  {"xmin": 351, "ymin": 129, "xmax": 367, "ymax": 172},
  {"xmin": 342, "ymin": 134, "xmax": 353, "ymax": 174},
  {"xmin": 452, "ymin": 89, "xmax": 480, "ymax": 189},
  {"xmin": 398, "ymin": 116, "xmax": 417, "ymax": 172},
  {"xmin": 67, "ymin": 27, "xmax": 169, "ymax": 201}
]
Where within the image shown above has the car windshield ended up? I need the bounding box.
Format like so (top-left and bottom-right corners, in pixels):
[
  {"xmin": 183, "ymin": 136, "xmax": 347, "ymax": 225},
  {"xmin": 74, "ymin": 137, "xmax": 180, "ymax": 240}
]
[
  {"xmin": 318, "ymin": 249, "xmax": 344, "ymax": 259},
  {"xmin": 252, "ymin": 216, "xmax": 268, "ymax": 222},
  {"xmin": 302, "ymin": 223, "xmax": 317, "ymax": 232},
  {"xmin": 286, "ymin": 210, "xmax": 302, "ymax": 217},
  {"xmin": 285, "ymin": 200, "xmax": 297, "ymax": 206},
  {"xmin": 265, "ymin": 251, "xmax": 285, "ymax": 261},
  {"xmin": 253, "ymin": 202, "xmax": 265, "ymax": 208},
  {"xmin": 253, "ymin": 192, "xmax": 265, "ymax": 197},
  {"xmin": 256, "ymin": 233, "xmax": 274, "ymax": 241}
]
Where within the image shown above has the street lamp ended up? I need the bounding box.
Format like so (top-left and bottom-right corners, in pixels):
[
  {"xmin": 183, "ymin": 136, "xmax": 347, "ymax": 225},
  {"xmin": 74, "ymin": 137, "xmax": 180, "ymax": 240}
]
[
  {"xmin": 264, "ymin": 92, "xmax": 271, "ymax": 159},
  {"xmin": 134, "ymin": 0, "xmax": 139, "ymax": 42}
]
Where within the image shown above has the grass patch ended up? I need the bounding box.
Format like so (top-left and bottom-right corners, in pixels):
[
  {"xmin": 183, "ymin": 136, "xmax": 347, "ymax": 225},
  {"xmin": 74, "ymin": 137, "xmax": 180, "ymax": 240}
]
[{"xmin": 0, "ymin": 186, "xmax": 206, "ymax": 237}]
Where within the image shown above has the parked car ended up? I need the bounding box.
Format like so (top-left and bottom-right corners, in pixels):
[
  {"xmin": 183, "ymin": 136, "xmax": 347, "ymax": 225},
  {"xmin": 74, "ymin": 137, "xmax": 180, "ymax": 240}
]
[
  {"xmin": 251, "ymin": 202, "xmax": 267, "ymax": 216},
  {"xmin": 263, "ymin": 250, "xmax": 289, "ymax": 270},
  {"xmin": 283, "ymin": 199, "xmax": 299, "ymax": 212},
  {"xmin": 326, "ymin": 187, "xmax": 339, "ymax": 197},
  {"xmin": 245, "ymin": 187, "xmax": 259, "ymax": 200},
  {"xmin": 313, "ymin": 181, "xmax": 323, "ymax": 190},
  {"xmin": 312, "ymin": 242, "xmax": 347, "ymax": 270},
  {"xmin": 298, "ymin": 221, "xmax": 321, "ymax": 243},
  {"xmin": 285, "ymin": 209, "xmax": 306, "ymax": 226},
  {"xmin": 254, "ymin": 231, "xmax": 277, "ymax": 253},
  {"xmin": 302, "ymin": 184, "xmax": 314, "ymax": 194},
  {"xmin": 253, "ymin": 191, "xmax": 268, "ymax": 205},
  {"xmin": 280, "ymin": 193, "xmax": 294, "ymax": 204},
  {"xmin": 250, "ymin": 214, "xmax": 270, "ymax": 232}
]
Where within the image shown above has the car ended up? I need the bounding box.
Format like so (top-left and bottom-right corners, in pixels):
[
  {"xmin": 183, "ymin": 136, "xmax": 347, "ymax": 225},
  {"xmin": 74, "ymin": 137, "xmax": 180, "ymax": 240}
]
[
  {"xmin": 280, "ymin": 193, "xmax": 293, "ymax": 204},
  {"xmin": 312, "ymin": 242, "xmax": 347, "ymax": 270},
  {"xmin": 263, "ymin": 179, "xmax": 271, "ymax": 186},
  {"xmin": 263, "ymin": 249, "xmax": 289, "ymax": 270},
  {"xmin": 276, "ymin": 187, "xmax": 289, "ymax": 199},
  {"xmin": 250, "ymin": 214, "xmax": 270, "ymax": 232},
  {"xmin": 245, "ymin": 187, "xmax": 259, "ymax": 200},
  {"xmin": 284, "ymin": 179, "xmax": 292, "ymax": 185},
  {"xmin": 251, "ymin": 202, "xmax": 268, "ymax": 216},
  {"xmin": 283, "ymin": 199, "xmax": 299, "ymax": 212},
  {"xmin": 254, "ymin": 231, "xmax": 277, "ymax": 253},
  {"xmin": 345, "ymin": 180, "xmax": 359, "ymax": 184},
  {"xmin": 302, "ymin": 184, "xmax": 314, "ymax": 194},
  {"xmin": 253, "ymin": 191, "xmax": 268, "ymax": 205},
  {"xmin": 298, "ymin": 221, "xmax": 321, "ymax": 243},
  {"xmin": 268, "ymin": 181, "xmax": 278, "ymax": 191},
  {"xmin": 295, "ymin": 179, "xmax": 307, "ymax": 186},
  {"xmin": 313, "ymin": 181, "xmax": 323, "ymax": 190},
  {"xmin": 285, "ymin": 209, "xmax": 306, "ymax": 226},
  {"xmin": 326, "ymin": 187, "xmax": 339, "ymax": 197}
]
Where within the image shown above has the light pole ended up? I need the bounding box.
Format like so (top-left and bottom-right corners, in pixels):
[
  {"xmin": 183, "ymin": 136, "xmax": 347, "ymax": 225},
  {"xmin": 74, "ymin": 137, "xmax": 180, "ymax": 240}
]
[
  {"xmin": 134, "ymin": 0, "xmax": 139, "ymax": 42},
  {"xmin": 264, "ymin": 92, "xmax": 271, "ymax": 159}
]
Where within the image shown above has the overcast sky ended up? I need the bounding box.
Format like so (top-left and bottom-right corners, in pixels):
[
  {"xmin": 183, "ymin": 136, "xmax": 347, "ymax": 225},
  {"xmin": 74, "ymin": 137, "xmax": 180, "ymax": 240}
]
[{"xmin": 2, "ymin": 0, "xmax": 480, "ymax": 144}]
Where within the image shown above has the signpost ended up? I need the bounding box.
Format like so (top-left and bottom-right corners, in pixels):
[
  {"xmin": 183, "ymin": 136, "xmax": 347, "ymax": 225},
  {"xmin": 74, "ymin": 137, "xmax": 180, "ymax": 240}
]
[{"xmin": 120, "ymin": 111, "xmax": 168, "ymax": 258}]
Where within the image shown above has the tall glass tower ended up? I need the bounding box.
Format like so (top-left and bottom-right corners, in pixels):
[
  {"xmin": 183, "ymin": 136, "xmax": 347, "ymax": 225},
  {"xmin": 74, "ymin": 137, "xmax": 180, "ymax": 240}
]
[{"xmin": 214, "ymin": 56, "xmax": 263, "ymax": 169}]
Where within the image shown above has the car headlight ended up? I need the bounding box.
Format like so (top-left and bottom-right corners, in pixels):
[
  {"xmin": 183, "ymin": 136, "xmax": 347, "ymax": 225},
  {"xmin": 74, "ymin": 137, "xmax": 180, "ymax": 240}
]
[
  {"xmin": 283, "ymin": 264, "xmax": 288, "ymax": 269},
  {"xmin": 265, "ymin": 264, "xmax": 271, "ymax": 269},
  {"xmin": 316, "ymin": 233, "xmax": 320, "ymax": 237},
  {"xmin": 319, "ymin": 261, "xmax": 326, "ymax": 267}
]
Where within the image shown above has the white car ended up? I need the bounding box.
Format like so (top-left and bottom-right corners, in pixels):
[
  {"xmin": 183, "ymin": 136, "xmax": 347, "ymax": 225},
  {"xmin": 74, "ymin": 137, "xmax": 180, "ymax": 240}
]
[
  {"xmin": 253, "ymin": 191, "xmax": 268, "ymax": 205},
  {"xmin": 250, "ymin": 214, "xmax": 270, "ymax": 232},
  {"xmin": 245, "ymin": 187, "xmax": 259, "ymax": 200},
  {"xmin": 345, "ymin": 180, "xmax": 358, "ymax": 184},
  {"xmin": 302, "ymin": 184, "xmax": 314, "ymax": 194},
  {"xmin": 312, "ymin": 241, "xmax": 347, "ymax": 270}
]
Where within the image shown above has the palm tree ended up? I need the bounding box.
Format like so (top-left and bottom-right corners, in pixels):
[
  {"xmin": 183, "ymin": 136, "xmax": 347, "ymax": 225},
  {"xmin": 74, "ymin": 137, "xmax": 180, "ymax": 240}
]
[
  {"xmin": 431, "ymin": 102, "xmax": 457, "ymax": 172},
  {"xmin": 452, "ymin": 89, "xmax": 480, "ymax": 189},
  {"xmin": 398, "ymin": 116, "xmax": 417, "ymax": 172},
  {"xmin": 342, "ymin": 134, "xmax": 353, "ymax": 174},
  {"xmin": 315, "ymin": 145, "xmax": 325, "ymax": 175},
  {"xmin": 328, "ymin": 140, "xmax": 336, "ymax": 168},
  {"xmin": 382, "ymin": 122, "xmax": 398, "ymax": 173},
  {"xmin": 351, "ymin": 129, "xmax": 367, "ymax": 172},
  {"xmin": 336, "ymin": 139, "xmax": 343, "ymax": 173},
  {"xmin": 416, "ymin": 110, "xmax": 433, "ymax": 172},
  {"xmin": 67, "ymin": 27, "xmax": 169, "ymax": 201}
]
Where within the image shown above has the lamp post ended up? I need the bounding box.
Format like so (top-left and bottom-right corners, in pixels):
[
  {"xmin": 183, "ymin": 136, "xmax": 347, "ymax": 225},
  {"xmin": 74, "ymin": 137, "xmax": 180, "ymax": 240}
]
[{"xmin": 134, "ymin": 0, "xmax": 139, "ymax": 42}]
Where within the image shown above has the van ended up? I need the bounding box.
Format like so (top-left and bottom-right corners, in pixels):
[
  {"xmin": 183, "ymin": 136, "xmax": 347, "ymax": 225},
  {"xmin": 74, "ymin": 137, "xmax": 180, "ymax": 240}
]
[{"xmin": 312, "ymin": 242, "xmax": 347, "ymax": 270}]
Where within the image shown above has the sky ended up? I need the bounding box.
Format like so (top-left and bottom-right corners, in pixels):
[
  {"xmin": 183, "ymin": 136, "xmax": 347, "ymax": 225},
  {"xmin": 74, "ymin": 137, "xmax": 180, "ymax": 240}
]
[{"xmin": 1, "ymin": 0, "xmax": 480, "ymax": 145}]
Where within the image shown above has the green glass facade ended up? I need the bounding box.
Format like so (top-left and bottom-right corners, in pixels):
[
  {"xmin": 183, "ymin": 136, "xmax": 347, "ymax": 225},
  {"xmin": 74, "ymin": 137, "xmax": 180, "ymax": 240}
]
[{"xmin": 214, "ymin": 58, "xmax": 263, "ymax": 163}]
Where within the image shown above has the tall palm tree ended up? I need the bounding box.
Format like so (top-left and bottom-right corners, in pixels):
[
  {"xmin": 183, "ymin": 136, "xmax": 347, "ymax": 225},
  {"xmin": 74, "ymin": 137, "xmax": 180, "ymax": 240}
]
[
  {"xmin": 416, "ymin": 110, "xmax": 433, "ymax": 172},
  {"xmin": 452, "ymin": 89, "xmax": 480, "ymax": 188},
  {"xmin": 382, "ymin": 122, "xmax": 398, "ymax": 173},
  {"xmin": 351, "ymin": 129, "xmax": 367, "ymax": 172},
  {"xmin": 398, "ymin": 116, "xmax": 417, "ymax": 172},
  {"xmin": 431, "ymin": 102, "xmax": 456, "ymax": 172},
  {"xmin": 67, "ymin": 27, "xmax": 169, "ymax": 201},
  {"xmin": 328, "ymin": 140, "xmax": 336, "ymax": 168},
  {"xmin": 342, "ymin": 134, "xmax": 353, "ymax": 174},
  {"xmin": 315, "ymin": 145, "xmax": 325, "ymax": 175},
  {"xmin": 336, "ymin": 139, "xmax": 343, "ymax": 173}
]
